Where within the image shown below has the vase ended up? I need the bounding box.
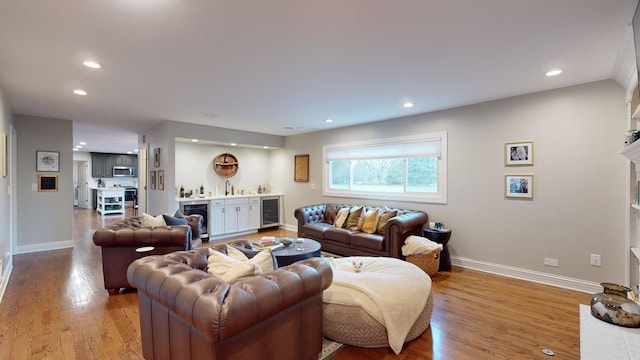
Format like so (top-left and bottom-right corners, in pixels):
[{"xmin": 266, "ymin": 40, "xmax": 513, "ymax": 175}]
[{"xmin": 590, "ymin": 283, "xmax": 640, "ymax": 328}]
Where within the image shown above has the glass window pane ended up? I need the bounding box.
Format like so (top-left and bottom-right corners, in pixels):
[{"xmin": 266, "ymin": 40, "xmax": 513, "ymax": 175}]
[
  {"xmin": 330, "ymin": 160, "xmax": 350, "ymax": 189},
  {"xmin": 407, "ymin": 157, "xmax": 438, "ymax": 192}
]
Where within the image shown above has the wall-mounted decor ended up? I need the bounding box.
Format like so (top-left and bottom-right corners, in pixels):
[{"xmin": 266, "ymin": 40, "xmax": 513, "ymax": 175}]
[
  {"xmin": 1, "ymin": 132, "xmax": 6, "ymax": 177},
  {"xmin": 505, "ymin": 141, "xmax": 534, "ymax": 166},
  {"xmin": 294, "ymin": 154, "xmax": 309, "ymax": 182},
  {"xmin": 505, "ymin": 174, "xmax": 533, "ymax": 199},
  {"xmin": 213, "ymin": 152, "xmax": 239, "ymax": 178},
  {"xmin": 150, "ymin": 170, "xmax": 156, "ymax": 190},
  {"xmin": 158, "ymin": 170, "xmax": 165, "ymax": 190},
  {"xmin": 38, "ymin": 174, "xmax": 58, "ymax": 192},
  {"xmin": 36, "ymin": 150, "xmax": 59, "ymax": 172},
  {"xmin": 154, "ymin": 148, "xmax": 161, "ymax": 167}
]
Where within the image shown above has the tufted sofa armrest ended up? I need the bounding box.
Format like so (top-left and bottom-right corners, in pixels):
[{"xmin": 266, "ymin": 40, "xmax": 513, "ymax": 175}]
[
  {"xmin": 127, "ymin": 248, "xmax": 333, "ymax": 340},
  {"xmin": 294, "ymin": 204, "xmax": 327, "ymax": 234},
  {"xmin": 386, "ymin": 211, "xmax": 429, "ymax": 258}
]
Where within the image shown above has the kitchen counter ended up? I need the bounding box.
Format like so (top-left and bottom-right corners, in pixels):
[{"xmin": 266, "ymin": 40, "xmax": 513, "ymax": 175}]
[{"xmin": 175, "ymin": 193, "xmax": 282, "ymax": 202}]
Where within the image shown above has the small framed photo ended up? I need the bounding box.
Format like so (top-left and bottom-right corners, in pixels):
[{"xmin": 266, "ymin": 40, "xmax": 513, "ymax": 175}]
[
  {"xmin": 505, "ymin": 141, "xmax": 533, "ymax": 166},
  {"xmin": 158, "ymin": 170, "xmax": 164, "ymax": 190},
  {"xmin": 150, "ymin": 170, "xmax": 156, "ymax": 190},
  {"xmin": 505, "ymin": 174, "xmax": 533, "ymax": 199},
  {"xmin": 36, "ymin": 150, "xmax": 60, "ymax": 172},
  {"xmin": 38, "ymin": 174, "xmax": 58, "ymax": 192},
  {"xmin": 154, "ymin": 148, "xmax": 161, "ymax": 167}
]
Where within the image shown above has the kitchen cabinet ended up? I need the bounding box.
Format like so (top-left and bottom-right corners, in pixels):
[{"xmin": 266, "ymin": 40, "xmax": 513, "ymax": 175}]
[
  {"xmin": 210, "ymin": 199, "xmax": 225, "ymax": 237},
  {"xmin": 224, "ymin": 198, "xmax": 250, "ymax": 234},
  {"xmin": 249, "ymin": 197, "xmax": 261, "ymax": 229},
  {"xmin": 91, "ymin": 153, "xmax": 138, "ymax": 178},
  {"xmin": 96, "ymin": 189, "xmax": 125, "ymax": 215}
]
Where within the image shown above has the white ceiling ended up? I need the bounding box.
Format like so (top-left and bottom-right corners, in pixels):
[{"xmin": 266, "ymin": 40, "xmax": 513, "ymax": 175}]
[{"xmin": 0, "ymin": 0, "xmax": 638, "ymax": 154}]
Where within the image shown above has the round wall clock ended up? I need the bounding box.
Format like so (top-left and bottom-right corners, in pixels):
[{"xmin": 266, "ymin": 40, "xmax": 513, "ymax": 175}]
[{"xmin": 213, "ymin": 152, "xmax": 239, "ymax": 178}]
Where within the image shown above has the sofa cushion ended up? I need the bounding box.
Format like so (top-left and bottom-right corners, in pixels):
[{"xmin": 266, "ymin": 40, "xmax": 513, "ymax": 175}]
[
  {"xmin": 334, "ymin": 207, "xmax": 350, "ymax": 228},
  {"xmin": 325, "ymin": 227, "xmax": 356, "ymax": 244},
  {"xmin": 162, "ymin": 213, "xmax": 188, "ymax": 226},
  {"xmin": 207, "ymin": 248, "xmax": 263, "ymax": 283},
  {"xmin": 141, "ymin": 213, "xmax": 166, "ymax": 227},
  {"xmin": 351, "ymin": 232, "xmax": 385, "ymax": 251},
  {"xmin": 325, "ymin": 203, "xmax": 342, "ymax": 224},
  {"xmin": 302, "ymin": 223, "xmax": 334, "ymax": 239},
  {"xmin": 226, "ymin": 244, "xmax": 275, "ymax": 273},
  {"xmin": 361, "ymin": 209, "xmax": 379, "ymax": 234},
  {"xmin": 376, "ymin": 209, "xmax": 398, "ymax": 235},
  {"xmin": 346, "ymin": 206, "xmax": 364, "ymax": 230}
]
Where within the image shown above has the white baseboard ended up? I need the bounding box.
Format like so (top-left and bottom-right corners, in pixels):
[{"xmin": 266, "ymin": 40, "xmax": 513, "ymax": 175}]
[
  {"xmin": 451, "ymin": 256, "xmax": 601, "ymax": 294},
  {"xmin": 0, "ymin": 261, "xmax": 13, "ymax": 304},
  {"xmin": 15, "ymin": 240, "xmax": 74, "ymax": 255}
]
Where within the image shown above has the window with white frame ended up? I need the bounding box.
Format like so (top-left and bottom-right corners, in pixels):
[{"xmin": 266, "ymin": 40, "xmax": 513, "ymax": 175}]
[{"xmin": 323, "ymin": 132, "xmax": 447, "ymax": 203}]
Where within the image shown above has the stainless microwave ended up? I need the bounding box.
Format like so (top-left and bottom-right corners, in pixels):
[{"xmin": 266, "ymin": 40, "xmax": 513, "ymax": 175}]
[{"xmin": 113, "ymin": 166, "xmax": 135, "ymax": 177}]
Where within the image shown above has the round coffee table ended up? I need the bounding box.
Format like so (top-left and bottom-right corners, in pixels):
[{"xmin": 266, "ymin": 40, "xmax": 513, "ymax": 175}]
[{"xmin": 274, "ymin": 238, "xmax": 321, "ymax": 267}]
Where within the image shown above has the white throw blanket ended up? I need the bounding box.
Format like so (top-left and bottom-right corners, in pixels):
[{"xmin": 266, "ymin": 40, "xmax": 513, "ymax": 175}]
[
  {"xmin": 401, "ymin": 235, "xmax": 443, "ymax": 256},
  {"xmin": 323, "ymin": 257, "xmax": 431, "ymax": 354}
]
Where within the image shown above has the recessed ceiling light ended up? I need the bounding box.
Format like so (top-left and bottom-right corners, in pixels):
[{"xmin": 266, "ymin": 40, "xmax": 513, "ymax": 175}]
[
  {"xmin": 263, "ymin": 146, "xmax": 269, "ymax": 149},
  {"xmin": 230, "ymin": 143, "xmax": 237, "ymax": 146},
  {"xmin": 545, "ymin": 69, "xmax": 562, "ymax": 77},
  {"xmin": 324, "ymin": 119, "xmax": 333, "ymax": 123},
  {"xmin": 73, "ymin": 148, "xmax": 79, "ymax": 151},
  {"xmin": 73, "ymin": 89, "xmax": 87, "ymax": 96},
  {"xmin": 403, "ymin": 102, "xmax": 414, "ymax": 108},
  {"xmin": 75, "ymin": 145, "xmax": 82, "ymax": 148},
  {"xmin": 191, "ymin": 139, "xmax": 198, "ymax": 142},
  {"xmin": 79, "ymin": 141, "xmax": 87, "ymax": 145},
  {"xmin": 134, "ymin": 149, "xmax": 139, "ymax": 152},
  {"xmin": 127, "ymin": 151, "xmax": 132, "ymax": 154},
  {"xmin": 83, "ymin": 60, "xmax": 101, "ymax": 69}
]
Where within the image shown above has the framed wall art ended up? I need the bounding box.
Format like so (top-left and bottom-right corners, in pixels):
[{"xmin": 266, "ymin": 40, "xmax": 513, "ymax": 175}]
[
  {"xmin": 38, "ymin": 174, "xmax": 58, "ymax": 192},
  {"xmin": 158, "ymin": 170, "xmax": 164, "ymax": 190},
  {"xmin": 150, "ymin": 170, "xmax": 156, "ymax": 190},
  {"xmin": 505, "ymin": 141, "xmax": 533, "ymax": 166},
  {"xmin": 505, "ymin": 174, "xmax": 533, "ymax": 199},
  {"xmin": 294, "ymin": 154, "xmax": 309, "ymax": 182},
  {"xmin": 154, "ymin": 148, "xmax": 161, "ymax": 167},
  {"xmin": 36, "ymin": 150, "xmax": 60, "ymax": 172}
]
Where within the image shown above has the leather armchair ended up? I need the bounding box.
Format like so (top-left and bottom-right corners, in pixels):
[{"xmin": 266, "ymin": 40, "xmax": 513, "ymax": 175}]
[
  {"xmin": 127, "ymin": 247, "xmax": 333, "ymax": 360},
  {"xmin": 93, "ymin": 215, "xmax": 203, "ymax": 295}
]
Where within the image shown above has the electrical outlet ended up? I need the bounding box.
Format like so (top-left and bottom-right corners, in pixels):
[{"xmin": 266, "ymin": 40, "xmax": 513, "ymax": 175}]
[
  {"xmin": 544, "ymin": 257, "xmax": 559, "ymax": 267},
  {"xmin": 590, "ymin": 254, "xmax": 602, "ymax": 267}
]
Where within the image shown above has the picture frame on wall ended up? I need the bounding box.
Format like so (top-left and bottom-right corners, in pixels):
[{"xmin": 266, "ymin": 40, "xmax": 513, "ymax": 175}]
[
  {"xmin": 36, "ymin": 150, "xmax": 60, "ymax": 172},
  {"xmin": 505, "ymin": 141, "xmax": 534, "ymax": 166},
  {"xmin": 150, "ymin": 170, "xmax": 156, "ymax": 190},
  {"xmin": 38, "ymin": 174, "xmax": 58, "ymax": 192},
  {"xmin": 505, "ymin": 174, "xmax": 533, "ymax": 199},
  {"xmin": 294, "ymin": 154, "xmax": 309, "ymax": 182},
  {"xmin": 158, "ymin": 170, "xmax": 164, "ymax": 190}
]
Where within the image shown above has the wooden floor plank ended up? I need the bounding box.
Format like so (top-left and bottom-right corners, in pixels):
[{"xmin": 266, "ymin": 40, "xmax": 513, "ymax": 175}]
[{"xmin": 0, "ymin": 208, "xmax": 588, "ymax": 359}]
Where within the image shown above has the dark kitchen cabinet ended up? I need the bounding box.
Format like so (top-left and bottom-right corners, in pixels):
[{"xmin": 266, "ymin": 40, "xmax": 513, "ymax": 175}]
[{"xmin": 91, "ymin": 153, "xmax": 137, "ymax": 178}]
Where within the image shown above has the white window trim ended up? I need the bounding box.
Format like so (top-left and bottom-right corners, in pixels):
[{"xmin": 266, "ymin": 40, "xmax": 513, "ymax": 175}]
[{"xmin": 322, "ymin": 132, "xmax": 447, "ymax": 204}]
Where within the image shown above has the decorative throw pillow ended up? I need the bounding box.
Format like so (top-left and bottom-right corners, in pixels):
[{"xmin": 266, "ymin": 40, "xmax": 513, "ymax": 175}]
[
  {"xmin": 376, "ymin": 209, "xmax": 398, "ymax": 235},
  {"xmin": 173, "ymin": 209, "xmax": 186, "ymax": 219},
  {"xmin": 324, "ymin": 204, "xmax": 341, "ymax": 224},
  {"xmin": 162, "ymin": 214, "xmax": 188, "ymax": 226},
  {"xmin": 226, "ymin": 245, "xmax": 276, "ymax": 273},
  {"xmin": 334, "ymin": 207, "xmax": 350, "ymax": 228},
  {"xmin": 141, "ymin": 213, "xmax": 166, "ymax": 227},
  {"xmin": 361, "ymin": 209, "xmax": 380, "ymax": 234},
  {"xmin": 207, "ymin": 248, "xmax": 263, "ymax": 283},
  {"xmin": 346, "ymin": 206, "xmax": 364, "ymax": 230}
]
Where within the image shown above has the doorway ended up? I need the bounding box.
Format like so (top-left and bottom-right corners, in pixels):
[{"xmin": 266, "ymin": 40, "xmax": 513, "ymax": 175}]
[{"xmin": 73, "ymin": 160, "xmax": 90, "ymax": 209}]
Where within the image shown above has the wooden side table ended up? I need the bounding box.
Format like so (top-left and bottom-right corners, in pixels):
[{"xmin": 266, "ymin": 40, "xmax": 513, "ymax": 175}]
[{"xmin": 422, "ymin": 228, "xmax": 452, "ymax": 271}]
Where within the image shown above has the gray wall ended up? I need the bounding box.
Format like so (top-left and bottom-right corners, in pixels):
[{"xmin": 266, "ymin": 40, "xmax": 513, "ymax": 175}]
[
  {"xmin": 15, "ymin": 115, "xmax": 73, "ymax": 251},
  {"xmin": 272, "ymin": 80, "xmax": 627, "ymax": 285}
]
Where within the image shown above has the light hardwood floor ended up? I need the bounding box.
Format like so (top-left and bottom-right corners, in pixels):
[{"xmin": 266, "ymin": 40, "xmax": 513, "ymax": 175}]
[{"xmin": 0, "ymin": 208, "xmax": 589, "ymax": 359}]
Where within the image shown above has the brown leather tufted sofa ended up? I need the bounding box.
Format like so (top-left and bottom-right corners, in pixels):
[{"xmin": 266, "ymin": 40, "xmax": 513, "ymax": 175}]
[
  {"xmin": 93, "ymin": 215, "xmax": 203, "ymax": 295},
  {"xmin": 294, "ymin": 203, "xmax": 427, "ymax": 258},
  {"xmin": 127, "ymin": 247, "xmax": 333, "ymax": 360}
]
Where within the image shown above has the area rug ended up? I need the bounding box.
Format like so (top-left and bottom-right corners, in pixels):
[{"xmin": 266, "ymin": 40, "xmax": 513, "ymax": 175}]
[{"xmin": 320, "ymin": 337, "xmax": 345, "ymax": 360}]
